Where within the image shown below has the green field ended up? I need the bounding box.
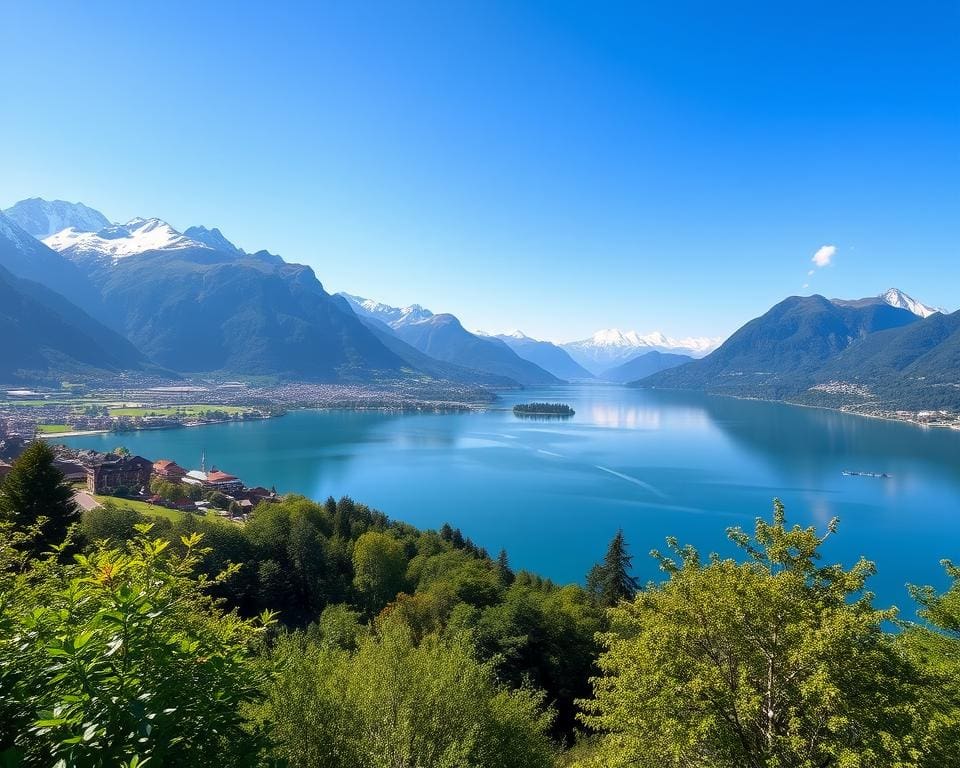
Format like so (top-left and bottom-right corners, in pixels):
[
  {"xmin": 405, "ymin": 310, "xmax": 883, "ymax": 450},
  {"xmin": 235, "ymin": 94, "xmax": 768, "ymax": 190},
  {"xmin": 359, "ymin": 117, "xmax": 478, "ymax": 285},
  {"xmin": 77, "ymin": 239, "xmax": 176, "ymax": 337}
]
[
  {"xmin": 107, "ymin": 405, "xmax": 250, "ymax": 417},
  {"xmin": 36, "ymin": 424, "xmax": 73, "ymax": 434},
  {"xmin": 91, "ymin": 495, "xmax": 223, "ymax": 523}
]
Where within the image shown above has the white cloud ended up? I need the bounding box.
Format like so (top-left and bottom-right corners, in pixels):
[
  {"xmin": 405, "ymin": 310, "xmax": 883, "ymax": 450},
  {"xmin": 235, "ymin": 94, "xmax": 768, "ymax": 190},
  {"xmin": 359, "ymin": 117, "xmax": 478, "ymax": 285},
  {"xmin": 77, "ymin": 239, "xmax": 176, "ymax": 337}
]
[
  {"xmin": 802, "ymin": 283, "xmax": 809, "ymax": 289},
  {"xmin": 807, "ymin": 269, "xmax": 815, "ymax": 276},
  {"xmin": 812, "ymin": 244, "xmax": 837, "ymax": 268}
]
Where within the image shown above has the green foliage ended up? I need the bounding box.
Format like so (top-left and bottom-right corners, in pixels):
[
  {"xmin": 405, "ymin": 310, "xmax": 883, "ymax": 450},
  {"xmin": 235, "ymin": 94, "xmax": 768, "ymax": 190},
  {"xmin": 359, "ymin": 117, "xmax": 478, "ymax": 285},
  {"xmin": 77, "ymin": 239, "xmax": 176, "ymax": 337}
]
[
  {"xmin": 898, "ymin": 561, "xmax": 960, "ymax": 764},
  {"xmin": 353, "ymin": 531, "xmax": 408, "ymax": 614},
  {"xmin": 578, "ymin": 500, "xmax": 922, "ymax": 767},
  {"xmin": 0, "ymin": 521, "xmax": 273, "ymax": 767},
  {"xmin": 0, "ymin": 440, "xmax": 78, "ymax": 560},
  {"xmin": 262, "ymin": 613, "xmax": 556, "ymax": 768}
]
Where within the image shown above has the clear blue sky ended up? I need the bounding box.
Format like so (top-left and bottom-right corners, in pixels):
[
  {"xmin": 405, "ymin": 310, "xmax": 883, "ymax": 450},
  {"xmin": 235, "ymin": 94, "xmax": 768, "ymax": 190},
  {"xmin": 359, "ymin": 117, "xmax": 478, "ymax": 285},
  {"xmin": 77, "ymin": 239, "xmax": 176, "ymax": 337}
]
[{"xmin": 1, "ymin": 1, "xmax": 957, "ymax": 341}]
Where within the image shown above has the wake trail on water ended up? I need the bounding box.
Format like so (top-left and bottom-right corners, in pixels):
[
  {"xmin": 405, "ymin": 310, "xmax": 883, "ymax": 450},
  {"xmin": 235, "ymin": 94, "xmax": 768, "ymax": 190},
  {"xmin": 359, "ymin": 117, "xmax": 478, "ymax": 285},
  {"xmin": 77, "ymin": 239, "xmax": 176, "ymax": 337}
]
[{"xmin": 595, "ymin": 465, "xmax": 668, "ymax": 499}]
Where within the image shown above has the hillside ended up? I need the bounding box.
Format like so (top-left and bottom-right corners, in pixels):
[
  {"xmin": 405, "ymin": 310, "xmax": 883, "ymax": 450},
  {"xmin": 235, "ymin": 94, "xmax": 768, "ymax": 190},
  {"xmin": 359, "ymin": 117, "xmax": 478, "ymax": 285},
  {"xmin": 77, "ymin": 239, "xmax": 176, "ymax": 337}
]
[
  {"xmin": 640, "ymin": 295, "xmax": 919, "ymax": 399},
  {"xmin": 496, "ymin": 332, "xmax": 594, "ymax": 380},
  {"xmin": 600, "ymin": 350, "xmax": 692, "ymax": 383},
  {"xmin": 0, "ymin": 263, "xmax": 147, "ymax": 383}
]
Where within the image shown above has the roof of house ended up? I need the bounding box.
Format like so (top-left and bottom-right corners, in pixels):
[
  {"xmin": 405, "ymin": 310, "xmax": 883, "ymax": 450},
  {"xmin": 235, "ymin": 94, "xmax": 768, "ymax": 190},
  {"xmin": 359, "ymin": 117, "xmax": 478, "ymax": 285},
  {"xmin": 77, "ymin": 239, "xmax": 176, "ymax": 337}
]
[
  {"xmin": 206, "ymin": 469, "xmax": 238, "ymax": 483},
  {"xmin": 153, "ymin": 459, "xmax": 185, "ymax": 471}
]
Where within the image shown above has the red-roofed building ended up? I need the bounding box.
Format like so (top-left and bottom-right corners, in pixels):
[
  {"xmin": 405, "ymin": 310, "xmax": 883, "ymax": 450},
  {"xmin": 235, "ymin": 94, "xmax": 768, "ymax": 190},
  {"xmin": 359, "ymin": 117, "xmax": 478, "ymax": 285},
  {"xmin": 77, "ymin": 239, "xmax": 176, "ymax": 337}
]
[
  {"xmin": 153, "ymin": 459, "xmax": 186, "ymax": 482},
  {"xmin": 204, "ymin": 468, "xmax": 243, "ymax": 494}
]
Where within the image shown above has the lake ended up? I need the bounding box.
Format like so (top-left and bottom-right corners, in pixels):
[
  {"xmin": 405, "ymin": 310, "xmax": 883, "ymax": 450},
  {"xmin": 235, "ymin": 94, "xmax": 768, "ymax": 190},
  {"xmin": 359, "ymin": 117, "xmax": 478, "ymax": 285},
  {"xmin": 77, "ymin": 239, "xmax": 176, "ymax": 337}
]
[{"xmin": 61, "ymin": 385, "xmax": 960, "ymax": 612}]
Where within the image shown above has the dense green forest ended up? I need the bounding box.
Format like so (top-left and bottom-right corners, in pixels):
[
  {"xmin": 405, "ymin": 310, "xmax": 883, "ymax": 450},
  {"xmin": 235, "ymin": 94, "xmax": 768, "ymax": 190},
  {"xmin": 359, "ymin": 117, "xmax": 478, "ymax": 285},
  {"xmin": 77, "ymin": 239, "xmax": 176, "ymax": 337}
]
[{"xmin": 2, "ymin": 441, "xmax": 959, "ymax": 766}]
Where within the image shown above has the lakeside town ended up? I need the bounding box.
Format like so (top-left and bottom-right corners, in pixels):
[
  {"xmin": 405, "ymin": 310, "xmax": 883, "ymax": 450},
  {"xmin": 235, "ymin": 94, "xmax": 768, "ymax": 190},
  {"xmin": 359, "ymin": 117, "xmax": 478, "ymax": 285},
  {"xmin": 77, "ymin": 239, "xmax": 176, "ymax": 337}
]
[
  {"xmin": 0, "ymin": 375, "xmax": 498, "ymax": 440},
  {"xmin": 0, "ymin": 432, "xmax": 276, "ymax": 523}
]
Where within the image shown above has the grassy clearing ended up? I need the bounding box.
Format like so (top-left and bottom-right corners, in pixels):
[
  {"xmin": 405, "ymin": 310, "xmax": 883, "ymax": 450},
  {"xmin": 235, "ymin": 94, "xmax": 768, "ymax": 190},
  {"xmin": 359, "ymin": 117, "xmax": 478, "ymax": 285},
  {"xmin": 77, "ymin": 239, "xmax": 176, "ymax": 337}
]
[
  {"xmin": 36, "ymin": 424, "xmax": 73, "ymax": 434},
  {"xmin": 90, "ymin": 495, "xmax": 223, "ymax": 523}
]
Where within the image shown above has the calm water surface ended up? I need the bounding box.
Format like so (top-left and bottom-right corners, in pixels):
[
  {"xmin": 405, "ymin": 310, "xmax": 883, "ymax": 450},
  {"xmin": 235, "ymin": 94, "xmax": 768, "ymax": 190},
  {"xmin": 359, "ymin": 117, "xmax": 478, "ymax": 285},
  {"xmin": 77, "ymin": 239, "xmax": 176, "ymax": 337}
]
[{"xmin": 62, "ymin": 385, "xmax": 960, "ymax": 611}]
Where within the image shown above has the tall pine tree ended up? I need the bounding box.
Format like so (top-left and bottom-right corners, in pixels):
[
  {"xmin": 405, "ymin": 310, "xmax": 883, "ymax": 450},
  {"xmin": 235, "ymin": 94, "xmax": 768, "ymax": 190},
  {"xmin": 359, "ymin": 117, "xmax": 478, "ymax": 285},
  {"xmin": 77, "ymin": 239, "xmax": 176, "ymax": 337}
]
[
  {"xmin": 0, "ymin": 441, "xmax": 78, "ymax": 557},
  {"xmin": 587, "ymin": 529, "xmax": 639, "ymax": 607}
]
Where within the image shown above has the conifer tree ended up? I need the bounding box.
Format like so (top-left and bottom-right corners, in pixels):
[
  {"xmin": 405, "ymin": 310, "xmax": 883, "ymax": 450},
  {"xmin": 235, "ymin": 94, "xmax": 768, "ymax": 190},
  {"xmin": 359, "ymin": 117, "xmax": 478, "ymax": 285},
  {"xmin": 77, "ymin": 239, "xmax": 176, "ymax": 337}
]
[
  {"xmin": 496, "ymin": 548, "xmax": 515, "ymax": 586},
  {"xmin": 586, "ymin": 530, "xmax": 639, "ymax": 607},
  {"xmin": 0, "ymin": 441, "xmax": 78, "ymax": 558}
]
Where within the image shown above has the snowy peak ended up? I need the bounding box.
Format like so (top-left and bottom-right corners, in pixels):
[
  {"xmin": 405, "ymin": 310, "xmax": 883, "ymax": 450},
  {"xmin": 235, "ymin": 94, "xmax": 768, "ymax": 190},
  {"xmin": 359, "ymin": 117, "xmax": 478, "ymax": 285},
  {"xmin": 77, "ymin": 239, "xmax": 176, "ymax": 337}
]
[
  {"xmin": 339, "ymin": 293, "xmax": 435, "ymax": 328},
  {"xmin": 184, "ymin": 225, "xmax": 243, "ymax": 254},
  {"xmin": 500, "ymin": 329, "xmax": 533, "ymax": 341},
  {"xmin": 573, "ymin": 328, "xmax": 720, "ymax": 355},
  {"xmin": 43, "ymin": 218, "xmax": 210, "ymax": 261},
  {"xmin": 881, "ymin": 288, "xmax": 943, "ymax": 318},
  {"xmin": 3, "ymin": 198, "xmax": 111, "ymax": 238},
  {"xmin": 561, "ymin": 328, "xmax": 723, "ymax": 375}
]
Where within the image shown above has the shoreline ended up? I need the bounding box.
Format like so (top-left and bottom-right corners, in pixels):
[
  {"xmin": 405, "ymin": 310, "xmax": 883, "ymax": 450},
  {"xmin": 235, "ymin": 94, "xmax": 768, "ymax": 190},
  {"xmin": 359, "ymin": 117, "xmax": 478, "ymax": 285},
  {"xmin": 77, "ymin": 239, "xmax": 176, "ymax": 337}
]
[{"xmin": 640, "ymin": 385, "xmax": 960, "ymax": 432}]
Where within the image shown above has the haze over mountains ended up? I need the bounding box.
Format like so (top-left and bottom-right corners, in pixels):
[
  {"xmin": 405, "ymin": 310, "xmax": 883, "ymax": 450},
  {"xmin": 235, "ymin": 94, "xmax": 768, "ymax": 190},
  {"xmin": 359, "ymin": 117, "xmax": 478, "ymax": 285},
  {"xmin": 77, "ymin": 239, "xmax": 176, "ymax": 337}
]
[{"xmin": 0, "ymin": 196, "xmax": 955, "ymax": 414}]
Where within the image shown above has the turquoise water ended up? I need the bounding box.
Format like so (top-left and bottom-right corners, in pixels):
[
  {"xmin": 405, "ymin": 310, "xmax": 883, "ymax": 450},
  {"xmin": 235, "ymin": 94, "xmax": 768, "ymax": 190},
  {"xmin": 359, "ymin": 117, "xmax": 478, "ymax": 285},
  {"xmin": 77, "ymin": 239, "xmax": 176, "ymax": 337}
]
[{"xmin": 62, "ymin": 385, "xmax": 960, "ymax": 612}]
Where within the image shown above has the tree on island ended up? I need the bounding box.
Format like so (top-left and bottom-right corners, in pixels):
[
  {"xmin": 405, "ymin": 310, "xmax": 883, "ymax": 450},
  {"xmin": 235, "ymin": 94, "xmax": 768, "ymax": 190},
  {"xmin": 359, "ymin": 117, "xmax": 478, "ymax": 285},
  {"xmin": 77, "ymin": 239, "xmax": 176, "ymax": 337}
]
[
  {"xmin": 586, "ymin": 529, "xmax": 640, "ymax": 607},
  {"xmin": 0, "ymin": 440, "xmax": 78, "ymax": 560},
  {"xmin": 513, "ymin": 402, "xmax": 575, "ymax": 416}
]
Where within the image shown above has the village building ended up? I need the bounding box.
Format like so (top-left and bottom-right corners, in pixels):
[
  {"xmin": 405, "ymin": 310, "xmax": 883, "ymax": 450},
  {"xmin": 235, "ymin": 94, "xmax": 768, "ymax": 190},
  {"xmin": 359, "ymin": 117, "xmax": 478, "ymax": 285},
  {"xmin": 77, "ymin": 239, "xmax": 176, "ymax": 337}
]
[
  {"xmin": 53, "ymin": 459, "xmax": 87, "ymax": 483},
  {"xmin": 183, "ymin": 469, "xmax": 208, "ymax": 486},
  {"xmin": 204, "ymin": 469, "xmax": 243, "ymax": 495},
  {"xmin": 153, "ymin": 459, "xmax": 187, "ymax": 482},
  {"xmin": 85, "ymin": 454, "xmax": 153, "ymax": 495},
  {"xmin": 0, "ymin": 460, "xmax": 11, "ymax": 482}
]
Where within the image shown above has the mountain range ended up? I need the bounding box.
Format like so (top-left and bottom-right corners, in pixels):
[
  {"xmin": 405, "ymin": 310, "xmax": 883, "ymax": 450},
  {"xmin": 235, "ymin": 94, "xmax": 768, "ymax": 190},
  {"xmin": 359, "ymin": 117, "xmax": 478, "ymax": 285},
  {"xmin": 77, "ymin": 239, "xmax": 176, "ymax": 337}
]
[
  {"xmin": 340, "ymin": 295, "xmax": 559, "ymax": 385},
  {"xmin": 560, "ymin": 328, "xmax": 721, "ymax": 375},
  {"xmin": 639, "ymin": 290, "xmax": 959, "ymax": 410},
  {"xmin": 1, "ymin": 196, "xmax": 954, "ymax": 413},
  {"xmin": 0, "ymin": 206, "xmax": 408, "ymax": 381},
  {"xmin": 492, "ymin": 331, "xmax": 594, "ymax": 381}
]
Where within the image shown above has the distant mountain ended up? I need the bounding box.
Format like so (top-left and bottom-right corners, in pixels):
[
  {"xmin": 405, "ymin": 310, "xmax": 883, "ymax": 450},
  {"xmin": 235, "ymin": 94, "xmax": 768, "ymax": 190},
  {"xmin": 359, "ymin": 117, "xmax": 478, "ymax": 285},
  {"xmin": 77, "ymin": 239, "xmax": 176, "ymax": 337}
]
[
  {"xmin": 184, "ymin": 225, "xmax": 244, "ymax": 254},
  {"xmin": 493, "ymin": 331, "xmax": 594, "ymax": 380},
  {"xmin": 340, "ymin": 294, "xmax": 560, "ymax": 385},
  {"xmin": 0, "ymin": 262, "xmax": 147, "ymax": 383},
  {"xmin": 339, "ymin": 293, "xmax": 435, "ymax": 327},
  {"xmin": 833, "ymin": 287, "xmax": 946, "ymax": 319},
  {"xmin": 640, "ymin": 295, "xmax": 919, "ymax": 399},
  {"xmin": 562, "ymin": 328, "xmax": 721, "ymax": 375},
  {"xmin": 342, "ymin": 305, "xmax": 519, "ymax": 388},
  {"xmin": 600, "ymin": 350, "xmax": 693, "ymax": 383},
  {"xmin": 2, "ymin": 198, "xmax": 110, "ymax": 238}
]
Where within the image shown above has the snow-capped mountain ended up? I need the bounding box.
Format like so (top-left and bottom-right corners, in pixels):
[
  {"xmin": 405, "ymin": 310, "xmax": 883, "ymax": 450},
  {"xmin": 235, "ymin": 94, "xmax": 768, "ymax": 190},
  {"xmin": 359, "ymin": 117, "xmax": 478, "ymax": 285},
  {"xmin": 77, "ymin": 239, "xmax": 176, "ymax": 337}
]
[
  {"xmin": 339, "ymin": 293, "xmax": 435, "ymax": 328},
  {"xmin": 43, "ymin": 218, "xmax": 211, "ymax": 262},
  {"xmin": 184, "ymin": 225, "xmax": 244, "ymax": 254},
  {"xmin": 2, "ymin": 198, "xmax": 111, "ymax": 238},
  {"xmin": 832, "ymin": 288, "xmax": 947, "ymax": 319},
  {"xmin": 880, "ymin": 288, "xmax": 944, "ymax": 318},
  {"xmin": 561, "ymin": 328, "xmax": 722, "ymax": 374}
]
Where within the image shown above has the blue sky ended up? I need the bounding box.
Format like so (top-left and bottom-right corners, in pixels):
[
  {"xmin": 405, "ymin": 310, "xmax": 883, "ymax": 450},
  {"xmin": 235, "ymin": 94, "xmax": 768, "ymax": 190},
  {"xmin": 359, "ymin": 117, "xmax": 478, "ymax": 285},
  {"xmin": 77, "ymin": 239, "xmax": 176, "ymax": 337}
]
[{"xmin": 1, "ymin": 1, "xmax": 957, "ymax": 341}]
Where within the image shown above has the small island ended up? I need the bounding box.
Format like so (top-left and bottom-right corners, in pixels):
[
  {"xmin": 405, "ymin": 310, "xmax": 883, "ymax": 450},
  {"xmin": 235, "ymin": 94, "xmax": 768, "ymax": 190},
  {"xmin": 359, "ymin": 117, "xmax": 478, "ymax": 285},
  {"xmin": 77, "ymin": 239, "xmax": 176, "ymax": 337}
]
[{"xmin": 512, "ymin": 402, "xmax": 575, "ymax": 417}]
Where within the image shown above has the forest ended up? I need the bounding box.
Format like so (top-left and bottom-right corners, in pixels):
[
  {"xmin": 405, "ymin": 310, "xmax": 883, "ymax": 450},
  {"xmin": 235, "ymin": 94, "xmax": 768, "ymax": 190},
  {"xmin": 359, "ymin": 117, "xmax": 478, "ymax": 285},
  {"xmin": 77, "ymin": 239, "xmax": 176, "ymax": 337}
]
[{"xmin": 1, "ymin": 440, "xmax": 959, "ymax": 767}]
